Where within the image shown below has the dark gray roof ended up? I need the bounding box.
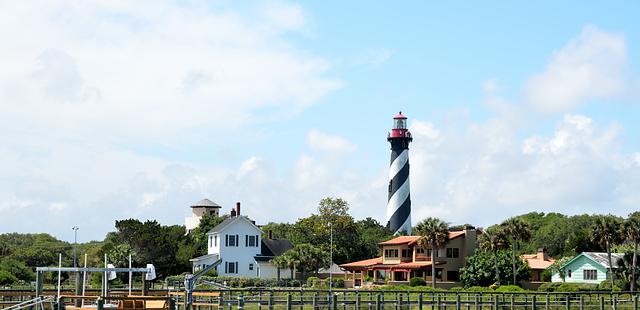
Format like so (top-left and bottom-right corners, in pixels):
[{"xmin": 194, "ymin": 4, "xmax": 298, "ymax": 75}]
[
  {"xmin": 207, "ymin": 216, "xmax": 260, "ymax": 234},
  {"xmin": 189, "ymin": 253, "xmax": 219, "ymax": 262},
  {"xmin": 261, "ymin": 239, "xmax": 293, "ymax": 257},
  {"xmin": 318, "ymin": 263, "xmax": 347, "ymax": 274},
  {"xmin": 191, "ymin": 198, "xmax": 221, "ymax": 208},
  {"xmin": 583, "ymin": 252, "xmax": 625, "ymax": 268}
]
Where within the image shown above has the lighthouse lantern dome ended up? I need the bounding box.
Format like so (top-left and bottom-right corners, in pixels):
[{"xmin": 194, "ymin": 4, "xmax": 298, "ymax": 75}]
[{"xmin": 393, "ymin": 111, "xmax": 407, "ymax": 129}]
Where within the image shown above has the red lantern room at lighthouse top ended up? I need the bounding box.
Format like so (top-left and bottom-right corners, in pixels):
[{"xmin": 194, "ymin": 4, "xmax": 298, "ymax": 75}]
[{"xmin": 388, "ymin": 111, "xmax": 412, "ymax": 140}]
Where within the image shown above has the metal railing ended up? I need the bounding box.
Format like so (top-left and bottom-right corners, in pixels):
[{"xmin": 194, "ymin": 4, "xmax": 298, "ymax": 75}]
[{"xmin": 2, "ymin": 296, "xmax": 54, "ymax": 310}]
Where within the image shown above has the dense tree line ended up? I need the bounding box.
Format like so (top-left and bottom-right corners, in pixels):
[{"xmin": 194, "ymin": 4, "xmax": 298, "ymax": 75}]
[{"xmin": 1, "ymin": 201, "xmax": 639, "ymax": 289}]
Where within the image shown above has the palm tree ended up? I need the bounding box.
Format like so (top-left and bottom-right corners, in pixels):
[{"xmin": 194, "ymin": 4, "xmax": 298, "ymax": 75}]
[
  {"xmin": 501, "ymin": 217, "xmax": 531, "ymax": 285},
  {"xmin": 624, "ymin": 212, "xmax": 640, "ymax": 292},
  {"xmin": 270, "ymin": 255, "xmax": 287, "ymax": 282},
  {"xmin": 590, "ymin": 215, "xmax": 623, "ymax": 289},
  {"xmin": 415, "ymin": 217, "xmax": 449, "ymax": 288},
  {"xmin": 479, "ymin": 227, "xmax": 508, "ymax": 285}
]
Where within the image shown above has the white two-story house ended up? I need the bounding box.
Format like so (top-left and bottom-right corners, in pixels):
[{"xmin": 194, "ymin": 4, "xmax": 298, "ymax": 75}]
[{"xmin": 190, "ymin": 202, "xmax": 293, "ymax": 278}]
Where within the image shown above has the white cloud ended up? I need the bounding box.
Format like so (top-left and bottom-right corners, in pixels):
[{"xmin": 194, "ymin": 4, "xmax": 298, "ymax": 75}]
[
  {"xmin": 0, "ymin": 1, "xmax": 341, "ymax": 141},
  {"xmin": 306, "ymin": 130, "xmax": 357, "ymax": 154},
  {"xmin": 353, "ymin": 49, "xmax": 394, "ymax": 67},
  {"xmin": 405, "ymin": 113, "xmax": 639, "ymax": 228},
  {"xmin": 262, "ymin": 2, "xmax": 306, "ymax": 31},
  {"xmin": 525, "ymin": 25, "xmax": 627, "ymax": 113}
]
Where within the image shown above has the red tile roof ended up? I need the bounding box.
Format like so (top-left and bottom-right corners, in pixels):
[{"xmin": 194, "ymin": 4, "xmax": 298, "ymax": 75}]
[
  {"xmin": 379, "ymin": 236, "xmax": 420, "ymax": 245},
  {"xmin": 379, "ymin": 231, "xmax": 467, "ymax": 246},
  {"xmin": 521, "ymin": 254, "xmax": 555, "ymax": 270},
  {"xmin": 339, "ymin": 257, "xmax": 383, "ymax": 268}
]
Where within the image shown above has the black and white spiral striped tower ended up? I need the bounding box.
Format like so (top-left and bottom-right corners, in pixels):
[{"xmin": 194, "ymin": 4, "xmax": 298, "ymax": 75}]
[{"xmin": 386, "ymin": 111, "xmax": 413, "ymax": 235}]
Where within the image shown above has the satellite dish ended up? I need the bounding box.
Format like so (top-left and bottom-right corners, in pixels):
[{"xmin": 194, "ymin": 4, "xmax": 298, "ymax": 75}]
[
  {"xmin": 145, "ymin": 264, "xmax": 156, "ymax": 280},
  {"xmin": 107, "ymin": 264, "xmax": 117, "ymax": 280}
]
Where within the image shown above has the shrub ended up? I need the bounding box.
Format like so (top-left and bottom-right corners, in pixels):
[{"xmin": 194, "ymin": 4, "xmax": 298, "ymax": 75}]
[
  {"xmin": 541, "ymin": 282, "xmax": 599, "ymax": 292},
  {"xmin": 0, "ymin": 270, "xmax": 17, "ymax": 285},
  {"xmin": 495, "ymin": 285, "xmax": 524, "ymax": 292},
  {"xmin": 598, "ymin": 280, "xmax": 622, "ymax": 291},
  {"xmin": 409, "ymin": 277, "xmax": 427, "ymax": 287},
  {"xmin": 538, "ymin": 282, "xmax": 561, "ymax": 292},
  {"xmin": 334, "ymin": 279, "xmax": 345, "ymax": 288},
  {"xmin": 466, "ymin": 286, "xmax": 491, "ymax": 292}
]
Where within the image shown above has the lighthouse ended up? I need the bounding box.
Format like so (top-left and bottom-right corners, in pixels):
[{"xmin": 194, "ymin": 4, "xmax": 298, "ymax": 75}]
[{"xmin": 386, "ymin": 112, "xmax": 413, "ymax": 235}]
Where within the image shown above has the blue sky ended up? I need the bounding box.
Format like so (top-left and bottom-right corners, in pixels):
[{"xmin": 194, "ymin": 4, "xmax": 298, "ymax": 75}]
[{"xmin": 0, "ymin": 1, "xmax": 639, "ymax": 242}]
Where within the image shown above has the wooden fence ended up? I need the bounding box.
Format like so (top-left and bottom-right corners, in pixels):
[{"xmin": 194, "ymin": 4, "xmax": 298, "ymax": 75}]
[
  {"xmin": 171, "ymin": 289, "xmax": 640, "ymax": 310},
  {"xmin": 3, "ymin": 289, "xmax": 639, "ymax": 310}
]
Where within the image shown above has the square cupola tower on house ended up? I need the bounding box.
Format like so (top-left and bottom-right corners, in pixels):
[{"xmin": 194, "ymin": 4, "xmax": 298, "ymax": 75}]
[{"xmin": 184, "ymin": 198, "xmax": 221, "ymax": 232}]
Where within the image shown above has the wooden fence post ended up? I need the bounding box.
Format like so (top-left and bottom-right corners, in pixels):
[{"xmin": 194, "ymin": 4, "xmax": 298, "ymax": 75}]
[
  {"xmin": 286, "ymin": 293, "xmax": 292, "ymax": 310},
  {"xmin": 268, "ymin": 292, "xmax": 273, "ymax": 310},
  {"xmin": 532, "ymin": 295, "xmax": 537, "ymax": 310},
  {"xmin": 418, "ymin": 293, "xmax": 423, "ymax": 310},
  {"xmin": 546, "ymin": 294, "xmax": 550, "ymax": 310},
  {"xmin": 600, "ymin": 296, "xmax": 605, "ymax": 310},
  {"xmin": 456, "ymin": 293, "xmax": 461, "ymax": 310},
  {"xmin": 356, "ymin": 292, "xmax": 361, "ymax": 310},
  {"xmin": 238, "ymin": 294, "xmax": 244, "ymax": 310},
  {"xmin": 376, "ymin": 293, "xmax": 381, "ymax": 310}
]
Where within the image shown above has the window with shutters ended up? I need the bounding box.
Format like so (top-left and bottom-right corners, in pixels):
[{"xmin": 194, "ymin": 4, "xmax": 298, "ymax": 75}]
[
  {"xmin": 247, "ymin": 235, "xmax": 258, "ymax": 247},
  {"xmin": 214, "ymin": 235, "xmax": 217, "ymax": 246},
  {"xmin": 226, "ymin": 261, "xmax": 238, "ymax": 274},
  {"xmin": 226, "ymin": 234, "xmax": 238, "ymax": 247}
]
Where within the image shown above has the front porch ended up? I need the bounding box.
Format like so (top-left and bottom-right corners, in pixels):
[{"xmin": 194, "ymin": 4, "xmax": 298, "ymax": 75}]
[{"xmin": 341, "ymin": 259, "xmax": 446, "ymax": 288}]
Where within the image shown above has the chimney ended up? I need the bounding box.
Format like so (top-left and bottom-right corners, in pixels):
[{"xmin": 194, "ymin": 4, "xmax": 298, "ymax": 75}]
[
  {"xmin": 268, "ymin": 230, "xmax": 273, "ymax": 240},
  {"xmin": 230, "ymin": 208, "xmax": 236, "ymax": 217},
  {"xmin": 537, "ymin": 248, "xmax": 548, "ymax": 261},
  {"xmin": 236, "ymin": 202, "xmax": 241, "ymax": 216}
]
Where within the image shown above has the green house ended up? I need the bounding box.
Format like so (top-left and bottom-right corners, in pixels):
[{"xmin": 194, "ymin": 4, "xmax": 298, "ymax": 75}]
[{"xmin": 551, "ymin": 252, "xmax": 624, "ymax": 283}]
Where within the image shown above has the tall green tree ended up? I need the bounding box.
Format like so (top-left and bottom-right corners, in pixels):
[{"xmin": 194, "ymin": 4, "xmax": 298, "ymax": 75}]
[
  {"xmin": 478, "ymin": 227, "xmax": 508, "ymax": 285},
  {"xmin": 102, "ymin": 219, "xmax": 191, "ymax": 279},
  {"xmin": 355, "ymin": 218, "xmax": 394, "ymax": 260},
  {"xmin": 289, "ymin": 198, "xmax": 359, "ymax": 264},
  {"xmin": 590, "ymin": 215, "xmax": 623, "ymax": 289},
  {"xmin": 501, "ymin": 217, "xmax": 531, "ymax": 285},
  {"xmin": 459, "ymin": 250, "xmax": 530, "ymax": 287},
  {"xmin": 624, "ymin": 212, "xmax": 640, "ymax": 292},
  {"xmin": 415, "ymin": 217, "xmax": 449, "ymax": 288}
]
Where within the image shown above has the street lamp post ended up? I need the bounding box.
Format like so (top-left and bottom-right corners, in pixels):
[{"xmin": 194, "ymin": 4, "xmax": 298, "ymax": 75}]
[
  {"xmin": 72, "ymin": 225, "xmax": 80, "ymax": 306},
  {"xmin": 329, "ymin": 222, "xmax": 333, "ymax": 295},
  {"xmin": 72, "ymin": 226, "xmax": 79, "ymax": 267}
]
